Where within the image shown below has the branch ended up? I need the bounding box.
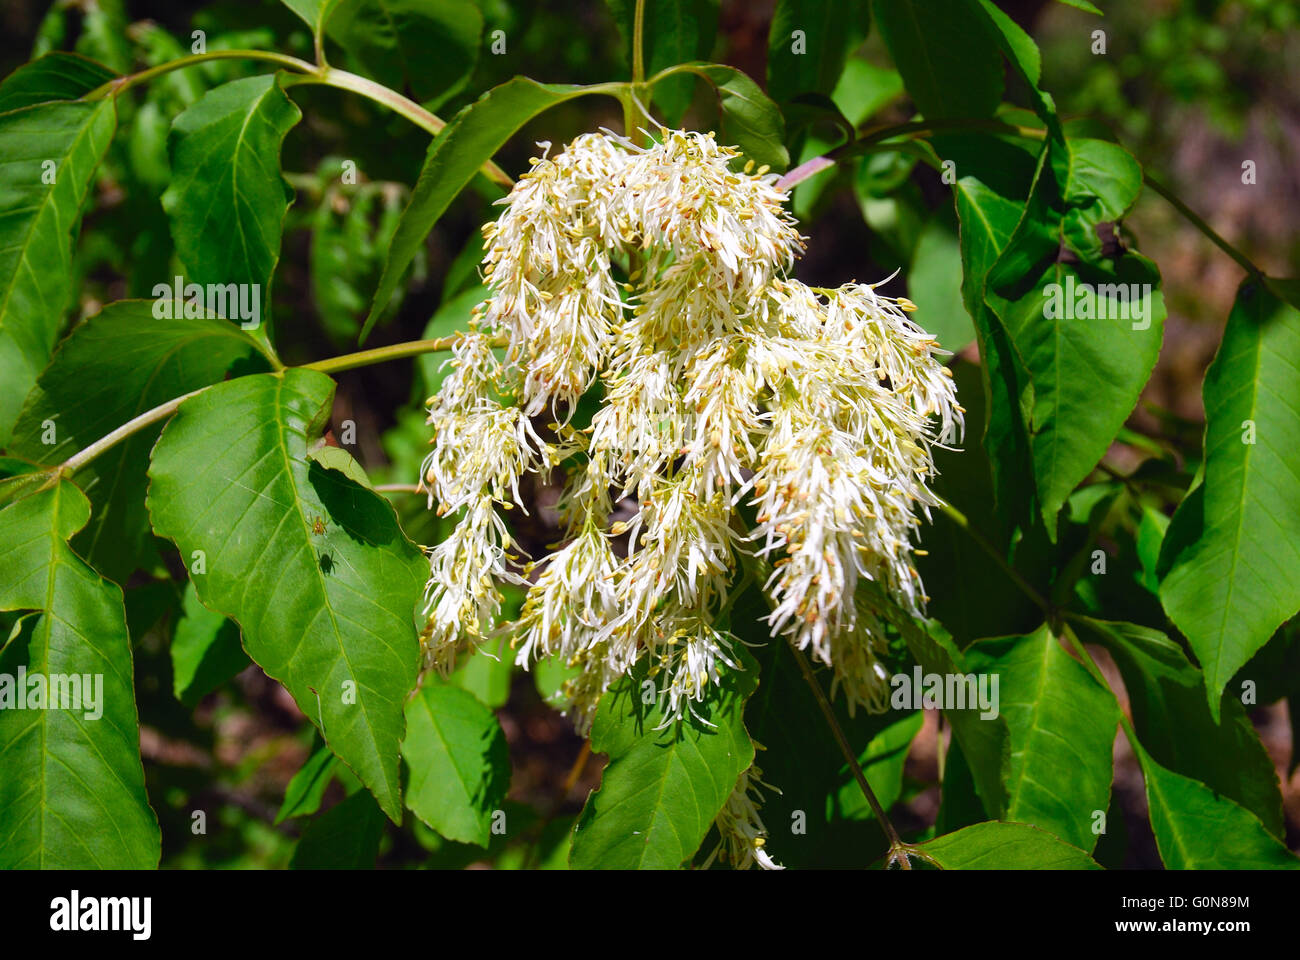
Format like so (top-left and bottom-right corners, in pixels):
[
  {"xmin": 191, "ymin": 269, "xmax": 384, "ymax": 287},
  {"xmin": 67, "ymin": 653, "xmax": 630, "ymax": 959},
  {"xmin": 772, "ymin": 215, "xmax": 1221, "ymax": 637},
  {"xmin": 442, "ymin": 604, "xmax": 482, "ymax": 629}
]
[
  {"xmin": 771, "ymin": 111, "xmax": 1264, "ymax": 281},
  {"xmin": 787, "ymin": 640, "xmax": 938, "ymax": 870},
  {"xmin": 85, "ymin": 49, "xmax": 318, "ymax": 98},
  {"xmin": 776, "ymin": 117, "xmax": 1047, "ymax": 191}
]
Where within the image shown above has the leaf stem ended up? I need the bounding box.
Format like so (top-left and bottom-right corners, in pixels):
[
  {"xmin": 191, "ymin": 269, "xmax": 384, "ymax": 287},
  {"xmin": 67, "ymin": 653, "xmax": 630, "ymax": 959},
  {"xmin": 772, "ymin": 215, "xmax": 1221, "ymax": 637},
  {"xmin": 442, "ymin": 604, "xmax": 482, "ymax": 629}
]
[
  {"xmin": 302, "ymin": 332, "xmax": 490, "ymax": 375},
  {"xmin": 59, "ymin": 387, "xmax": 207, "ymax": 475},
  {"xmin": 775, "ymin": 117, "xmax": 1047, "ymax": 191},
  {"xmin": 312, "ymin": 19, "xmax": 328, "ymax": 69},
  {"xmin": 1141, "ymin": 172, "xmax": 1262, "ymax": 279},
  {"xmin": 621, "ymin": 90, "xmax": 637, "ymax": 140},
  {"xmin": 84, "ymin": 49, "xmax": 318, "ymax": 99},
  {"xmin": 57, "ymin": 333, "xmax": 489, "ymax": 476},
  {"xmin": 632, "ymin": 0, "xmax": 647, "ymax": 86},
  {"xmin": 620, "ymin": 0, "xmax": 649, "ymax": 141},
  {"xmin": 314, "ymin": 65, "xmax": 444, "ymax": 134}
]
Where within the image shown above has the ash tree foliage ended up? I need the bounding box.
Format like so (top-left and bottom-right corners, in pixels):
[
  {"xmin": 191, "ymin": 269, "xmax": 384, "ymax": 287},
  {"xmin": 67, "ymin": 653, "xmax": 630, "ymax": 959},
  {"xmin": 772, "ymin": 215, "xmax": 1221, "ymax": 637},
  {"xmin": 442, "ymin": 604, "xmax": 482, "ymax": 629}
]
[{"xmin": 0, "ymin": 0, "xmax": 1296, "ymax": 871}]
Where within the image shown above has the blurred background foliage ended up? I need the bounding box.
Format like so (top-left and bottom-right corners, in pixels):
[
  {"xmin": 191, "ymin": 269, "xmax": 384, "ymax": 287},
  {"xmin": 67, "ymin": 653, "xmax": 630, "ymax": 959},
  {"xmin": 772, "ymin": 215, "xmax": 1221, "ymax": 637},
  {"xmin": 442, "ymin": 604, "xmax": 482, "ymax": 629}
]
[{"xmin": 2, "ymin": 0, "xmax": 1296, "ymax": 867}]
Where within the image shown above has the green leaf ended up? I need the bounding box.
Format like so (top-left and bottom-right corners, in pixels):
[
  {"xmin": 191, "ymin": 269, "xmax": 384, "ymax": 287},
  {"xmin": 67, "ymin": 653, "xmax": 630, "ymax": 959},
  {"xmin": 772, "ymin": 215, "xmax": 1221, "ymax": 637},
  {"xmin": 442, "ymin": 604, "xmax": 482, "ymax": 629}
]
[
  {"xmin": 279, "ymin": 0, "xmax": 344, "ymax": 38},
  {"xmin": 833, "ymin": 58, "xmax": 903, "ymax": 126},
  {"xmin": 276, "ymin": 743, "xmax": 339, "ymax": 824},
  {"xmin": 8, "ymin": 301, "xmax": 265, "ymax": 583},
  {"xmin": 570, "ymin": 652, "xmax": 758, "ymax": 869},
  {"xmin": 146, "ymin": 368, "xmax": 426, "ymax": 821},
  {"xmin": 402, "ymin": 682, "xmax": 510, "ymax": 846},
  {"xmin": 974, "ymin": 0, "xmax": 1060, "ymax": 135},
  {"xmin": 0, "ymin": 52, "xmax": 116, "ymax": 112},
  {"xmin": 1077, "ymin": 618, "xmax": 1284, "ymax": 837},
  {"xmin": 987, "ymin": 138, "xmax": 1165, "ymax": 532},
  {"xmin": 951, "ymin": 140, "xmax": 1040, "ymax": 521},
  {"xmin": 326, "ymin": 0, "xmax": 484, "ymax": 110},
  {"xmin": 1160, "ymin": 280, "xmax": 1300, "ymax": 719},
  {"xmin": 533, "ymin": 652, "xmax": 580, "ymax": 710},
  {"xmin": 1134, "ymin": 741, "xmax": 1299, "ymax": 869},
  {"xmin": 1056, "ymin": 0, "xmax": 1103, "ymax": 13},
  {"xmin": 309, "ymin": 183, "xmax": 408, "ymax": 344},
  {"xmin": 914, "ymin": 361, "xmax": 1042, "ymax": 645},
  {"xmin": 290, "ymin": 790, "xmax": 385, "ymax": 868},
  {"xmin": 363, "ymin": 77, "xmax": 604, "ymax": 342},
  {"xmin": 964, "ymin": 625, "xmax": 1118, "ymax": 851},
  {"xmin": 915, "ymin": 821, "xmax": 1101, "ymax": 869},
  {"xmin": 657, "ymin": 63, "xmax": 788, "ymax": 172},
  {"xmin": 909, "ymin": 205, "xmax": 975, "ymax": 355},
  {"xmin": 161, "ymin": 75, "xmax": 301, "ymax": 340},
  {"xmin": 606, "ymin": 0, "xmax": 719, "ymax": 123},
  {"xmin": 73, "ymin": 0, "xmax": 131, "ymax": 73},
  {"xmin": 0, "ymin": 98, "xmax": 116, "ymax": 444},
  {"xmin": 766, "ymin": 0, "xmax": 871, "ymax": 103},
  {"xmin": 871, "ymin": 0, "xmax": 1003, "ymax": 121},
  {"xmin": 0, "ymin": 480, "xmax": 160, "ymax": 868},
  {"xmin": 171, "ymin": 580, "xmax": 249, "ymax": 708},
  {"xmin": 1135, "ymin": 505, "xmax": 1169, "ymax": 594},
  {"xmin": 978, "ymin": 1, "xmax": 1040, "ymax": 86},
  {"xmin": 31, "ymin": 3, "xmax": 70, "ymax": 60},
  {"xmin": 307, "ymin": 443, "xmax": 372, "ymax": 489}
]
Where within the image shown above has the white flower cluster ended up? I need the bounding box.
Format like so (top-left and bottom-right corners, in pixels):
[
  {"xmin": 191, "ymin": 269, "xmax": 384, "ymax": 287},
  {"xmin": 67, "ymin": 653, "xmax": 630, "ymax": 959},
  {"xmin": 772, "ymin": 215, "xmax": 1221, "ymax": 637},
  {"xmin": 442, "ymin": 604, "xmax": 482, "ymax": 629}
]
[
  {"xmin": 420, "ymin": 127, "xmax": 960, "ymax": 731},
  {"xmin": 702, "ymin": 760, "xmax": 784, "ymax": 871}
]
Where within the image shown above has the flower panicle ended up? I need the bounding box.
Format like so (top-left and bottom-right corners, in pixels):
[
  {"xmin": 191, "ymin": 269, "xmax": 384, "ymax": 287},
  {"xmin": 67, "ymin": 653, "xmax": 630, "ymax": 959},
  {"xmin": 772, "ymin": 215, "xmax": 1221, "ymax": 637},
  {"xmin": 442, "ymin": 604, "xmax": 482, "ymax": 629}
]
[{"xmin": 419, "ymin": 126, "xmax": 961, "ymax": 747}]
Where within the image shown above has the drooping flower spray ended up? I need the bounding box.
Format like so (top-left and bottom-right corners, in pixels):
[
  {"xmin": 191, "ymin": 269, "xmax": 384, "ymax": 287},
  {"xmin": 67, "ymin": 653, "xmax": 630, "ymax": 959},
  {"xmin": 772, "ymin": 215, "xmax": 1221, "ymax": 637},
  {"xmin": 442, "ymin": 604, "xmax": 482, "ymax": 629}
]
[{"xmin": 419, "ymin": 128, "xmax": 962, "ymax": 868}]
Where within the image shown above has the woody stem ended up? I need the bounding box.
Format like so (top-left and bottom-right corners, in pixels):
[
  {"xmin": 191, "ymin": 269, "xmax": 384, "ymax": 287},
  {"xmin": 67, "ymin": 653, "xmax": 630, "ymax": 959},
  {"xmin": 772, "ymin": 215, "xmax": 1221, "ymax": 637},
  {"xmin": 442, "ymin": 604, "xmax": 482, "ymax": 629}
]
[{"xmin": 787, "ymin": 640, "xmax": 917, "ymax": 868}]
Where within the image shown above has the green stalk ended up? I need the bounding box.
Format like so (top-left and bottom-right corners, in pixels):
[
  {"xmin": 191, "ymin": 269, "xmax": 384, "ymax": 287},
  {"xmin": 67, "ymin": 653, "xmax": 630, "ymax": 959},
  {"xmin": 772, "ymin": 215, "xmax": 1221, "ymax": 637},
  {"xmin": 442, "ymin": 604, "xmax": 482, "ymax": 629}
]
[
  {"xmin": 84, "ymin": 49, "xmax": 318, "ymax": 98},
  {"xmin": 621, "ymin": 0, "xmax": 649, "ymax": 139},
  {"xmin": 83, "ymin": 48, "xmax": 512, "ymax": 187},
  {"xmin": 632, "ymin": 0, "xmax": 647, "ymax": 85},
  {"xmin": 57, "ymin": 333, "xmax": 488, "ymax": 477},
  {"xmin": 1141, "ymin": 172, "xmax": 1263, "ymax": 278},
  {"xmin": 59, "ymin": 387, "xmax": 207, "ymax": 476},
  {"xmin": 302, "ymin": 333, "xmax": 498, "ymax": 375},
  {"xmin": 774, "ymin": 117, "xmax": 1047, "ymax": 191}
]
